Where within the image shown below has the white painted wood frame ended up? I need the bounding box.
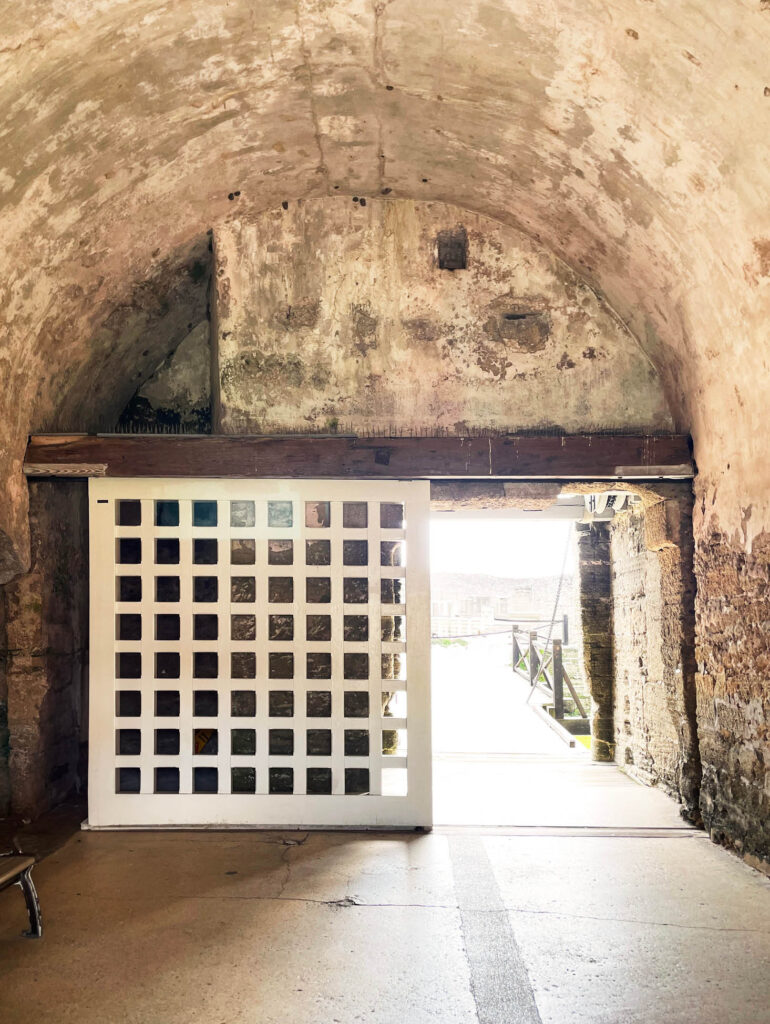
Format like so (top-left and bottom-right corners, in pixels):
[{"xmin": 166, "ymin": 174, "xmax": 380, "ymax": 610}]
[{"xmin": 87, "ymin": 478, "xmax": 431, "ymax": 828}]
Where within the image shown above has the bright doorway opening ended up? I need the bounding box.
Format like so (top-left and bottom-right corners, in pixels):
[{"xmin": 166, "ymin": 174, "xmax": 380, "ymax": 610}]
[{"xmin": 430, "ymin": 504, "xmax": 594, "ymax": 827}]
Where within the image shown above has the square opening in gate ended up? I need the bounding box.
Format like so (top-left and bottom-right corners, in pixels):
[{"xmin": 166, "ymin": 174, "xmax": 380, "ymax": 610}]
[
  {"xmin": 268, "ymin": 576, "xmax": 293, "ymax": 603},
  {"xmin": 231, "ymin": 690, "xmax": 256, "ymax": 717},
  {"xmin": 193, "ymin": 501, "xmax": 218, "ymax": 527},
  {"xmin": 343, "ymin": 502, "xmax": 368, "ymax": 528},
  {"xmin": 380, "ymin": 541, "xmax": 404, "ymax": 567},
  {"xmin": 343, "ymin": 577, "xmax": 369, "ymax": 603},
  {"xmin": 269, "ymin": 653, "xmax": 294, "ymax": 679},
  {"xmin": 118, "ymin": 614, "xmax": 142, "ymax": 641},
  {"xmin": 117, "ymin": 729, "xmax": 141, "ymax": 755},
  {"xmin": 345, "ymin": 768, "xmax": 370, "ymax": 795},
  {"xmin": 194, "ymin": 538, "xmax": 218, "ymax": 565},
  {"xmin": 231, "ymin": 576, "xmax": 256, "ymax": 602},
  {"xmin": 155, "ymin": 576, "xmax": 180, "ymax": 602},
  {"xmin": 267, "ymin": 539, "xmax": 293, "ymax": 565},
  {"xmin": 193, "ymin": 690, "xmax": 218, "ymax": 716},
  {"xmin": 193, "ymin": 652, "xmax": 218, "ymax": 678},
  {"xmin": 231, "ymin": 500, "xmax": 256, "ymax": 528},
  {"xmin": 155, "ymin": 767, "xmax": 180, "ymax": 794},
  {"xmin": 194, "ymin": 767, "xmax": 218, "ymax": 793},
  {"xmin": 231, "ymin": 767, "xmax": 256, "ymax": 793},
  {"xmin": 380, "ymin": 578, "xmax": 405, "ymax": 604},
  {"xmin": 231, "ymin": 652, "xmax": 256, "ymax": 678},
  {"xmin": 269, "ymin": 614, "xmax": 294, "ymax": 641},
  {"xmin": 194, "ymin": 576, "xmax": 218, "ymax": 602},
  {"xmin": 269, "ymin": 690, "xmax": 294, "ymax": 717},
  {"xmin": 343, "ymin": 540, "xmax": 368, "ymax": 566},
  {"xmin": 306, "ymin": 577, "xmax": 331, "ymax": 603},
  {"xmin": 307, "ymin": 691, "xmax": 332, "ymax": 717},
  {"xmin": 193, "ymin": 728, "xmax": 218, "ymax": 755},
  {"xmin": 380, "ymin": 503, "xmax": 404, "ymax": 529},
  {"xmin": 344, "ymin": 653, "xmax": 369, "ymax": 679},
  {"xmin": 155, "ymin": 538, "xmax": 179, "ymax": 564},
  {"xmin": 344, "ymin": 691, "xmax": 369, "ymax": 718},
  {"xmin": 231, "ymin": 539, "xmax": 256, "ymax": 565},
  {"xmin": 155, "ymin": 614, "xmax": 180, "ymax": 641},
  {"xmin": 267, "ymin": 501, "xmax": 293, "ymax": 527},
  {"xmin": 306, "ymin": 767, "xmax": 332, "ymax": 794},
  {"xmin": 231, "ymin": 614, "xmax": 256, "ymax": 640},
  {"xmin": 306, "ymin": 539, "xmax": 331, "ymax": 565},
  {"xmin": 194, "ymin": 614, "xmax": 219, "ymax": 641},
  {"xmin": 344, "ymin": 729, "xmax": 369, "ymax": 756},
  {"xmin": 231, "ymin": 729, "xmax": 256, "ymax": 755},
  {"xmin": 306, "ymin": 729, "xmax": 332, "ymax": 756},
  {"xmin": 155, "ymin": 690, "xmax": 180, "ymax": 717},
  {"xmin": 118, "ymin": 538, "xmax": 142, "ymax": 564},
  {"xmin": 117, "ymin": 767, "xmax": 140, "ymax": 794},
  {"xmin": 307, "ymin": 652, "xmax": 332, "ymax": 679},
  {"xmin": 269, "ymin": 767, "xmax": 293, "ymax": 794},
  {"xmin": 117, "ymin": 652, "xmax": 141, "ymax": 678},
  {"xmin": 118, "ymin": 576, "xmax": 142, "ymax": 602},
  {"xmin": 117, "ymin": 690, "xmax": 141, "ymax": 717},
  {"xmin": 306, "ymin": 615, "xmax": 332, "ymax": 641},
  {"xmin": 118, "ymin": 500, "xmax": 141, "ymax": 526},
  {"xmin": 343, "ymin": 615, "xmax": 369, "ymax": 641},
  {"xmin": 269, "ymin": 728, "xmax": 294, "ymax": 755},
  {"xmin": 155, "ymin": 500, "xmax": 179, "ymax": 527},
  {"xmin": 155, "ymin": 729, "xmax": 180, "ymax": 755},
  {"xmin": 305, "ymin": 501, "xmax": 330, "ymax": 528}
]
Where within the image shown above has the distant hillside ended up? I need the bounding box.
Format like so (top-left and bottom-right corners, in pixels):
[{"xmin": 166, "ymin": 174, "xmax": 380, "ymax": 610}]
[{"xmin": 431, "ymin": 572, "xmax": 575, "ymax": 600}]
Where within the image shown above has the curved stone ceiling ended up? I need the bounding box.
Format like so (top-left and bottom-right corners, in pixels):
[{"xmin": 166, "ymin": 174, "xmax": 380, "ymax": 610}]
[{"xmin": 1, "ymin": 0, "xmax": 769, "ymax": 573}]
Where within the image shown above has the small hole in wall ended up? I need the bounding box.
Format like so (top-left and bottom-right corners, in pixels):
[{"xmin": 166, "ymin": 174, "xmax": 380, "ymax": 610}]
[
  {"xmin": 282, "ymin": 200, "xmax": 289, "ymax": 209},
  {"xmin": 503, "ymin": 313, "xmax": 531, "ymax": 321},
  {"xmin": 437, "ymin": 226, "xmax": 468, "ymax": 271}
]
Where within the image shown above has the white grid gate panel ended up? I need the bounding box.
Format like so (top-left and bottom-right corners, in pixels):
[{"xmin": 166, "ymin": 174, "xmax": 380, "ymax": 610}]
[{"xmin": 88, "ymin": 478, "xmax": 431, "ymax": 828}]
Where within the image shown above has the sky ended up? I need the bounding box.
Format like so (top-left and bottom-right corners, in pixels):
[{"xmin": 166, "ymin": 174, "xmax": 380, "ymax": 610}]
[{"xmin": 429, "ymin": 517, "xmax": 576, "ymax": 579}]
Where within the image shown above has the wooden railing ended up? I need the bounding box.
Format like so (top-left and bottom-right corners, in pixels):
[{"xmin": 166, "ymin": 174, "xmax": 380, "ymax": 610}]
[{"xmin": 511, "ymin": 626, "xmax": 588, "ymax": 720}]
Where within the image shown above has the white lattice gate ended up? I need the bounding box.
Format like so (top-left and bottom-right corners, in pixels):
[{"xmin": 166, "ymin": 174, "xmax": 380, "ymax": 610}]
[{"xmin": 87, "ymin": 478, "xmax": 431, "ymax": 828}]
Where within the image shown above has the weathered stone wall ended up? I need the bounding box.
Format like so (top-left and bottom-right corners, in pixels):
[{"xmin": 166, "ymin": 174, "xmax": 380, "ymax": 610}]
[
  {"xmin": 213, "ymin": 199, "xmax": 672, "ymax": 434},
  {"xmin": 1, "ymin": 481, "xmax": 88, "ymax": 817},
  {"xmin": 577, "ymin": 523, "xmax": 614, "ymax": 763},
  {"xmin": 118, "ymin": 320, "xmax": 212, "ymax": 433},
  {"xmin": 609, "ymin": 497, "xmax": 700, "ymax": 816},
  {"xmin": 694, "ymin": 525, "xmax": 770, "ymax": 870}
]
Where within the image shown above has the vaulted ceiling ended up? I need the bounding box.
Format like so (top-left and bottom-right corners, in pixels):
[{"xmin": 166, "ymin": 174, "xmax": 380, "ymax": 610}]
[{"xmin": 1, "ymin": 0, "xmax": 769, "ymax": 574}]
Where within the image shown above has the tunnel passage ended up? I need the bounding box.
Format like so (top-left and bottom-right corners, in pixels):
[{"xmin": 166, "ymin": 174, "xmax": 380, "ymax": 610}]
[{"xmin": 0, "ymin": 0, "xmax": 768, "ymax": 867}]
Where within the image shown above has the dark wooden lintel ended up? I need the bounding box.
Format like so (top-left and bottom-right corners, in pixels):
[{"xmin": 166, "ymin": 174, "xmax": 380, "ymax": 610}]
[{"xmin": 23, "ymin": 434, "xmax": 693, "ymax": 480}]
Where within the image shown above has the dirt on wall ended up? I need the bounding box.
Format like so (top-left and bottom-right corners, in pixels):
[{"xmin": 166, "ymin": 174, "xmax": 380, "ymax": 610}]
[
  {"xmin": 695, "ymin": 528, "xmax": 770, "ymax": 870},
  {"xmin": 1, "ymin": 482, "xmax": 88, "ymax": 818},
  {"xmin": 213, "ymin": 199, "xmax": 672, "ymax": 435},
  {"xmin": 610, "ymin": 499, "xmax": 700, "ymax": 817}
]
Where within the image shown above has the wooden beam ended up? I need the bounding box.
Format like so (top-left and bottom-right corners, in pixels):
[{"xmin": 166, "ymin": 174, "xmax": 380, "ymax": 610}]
[{"xmin": 23, "ymin": 433, "xmax": 693, "ymax": 480}]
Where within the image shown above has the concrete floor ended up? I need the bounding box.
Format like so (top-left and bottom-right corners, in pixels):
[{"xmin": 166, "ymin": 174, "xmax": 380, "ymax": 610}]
[
  {"xmin": 2, "ymin": 636, "xmax": 769, "ymax": 1023},
  {"xmin": 432, "ymin": 634, "xmax": 686, "ymax": 829}
]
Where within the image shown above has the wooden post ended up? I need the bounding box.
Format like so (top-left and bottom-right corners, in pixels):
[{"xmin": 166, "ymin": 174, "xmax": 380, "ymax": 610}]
[
  {"xmin": 562, "ymin": 613, "xmax": 569, "ymax": 645},
  {"xmin": 529, "ymin": 631, "xmax": 540, "ymax": 688},
  {"xmin": 553, "ymin": 639, "xmax": 565, "ymax": 719}
]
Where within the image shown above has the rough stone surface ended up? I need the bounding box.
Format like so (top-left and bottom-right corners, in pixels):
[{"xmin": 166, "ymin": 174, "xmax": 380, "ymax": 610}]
[
  {"xmin": 694, "ymin": 524, "xmax": 770, "ymax": 870},
  {"xmin": 610, "ymin": 497, "xmax": 700, "ymax": 817},
  {"xmin": 1, "ymin": 482, "xmax": 88, "ymax": 818},
  {"xmin": 213, "ymin": 200, "xmax": 671, "ymax": 433},
  {"xmin": 0, "ymin": 0, "xmax": 767, "ymax": 863},
  {"xmin": 118, "ymin": 321, "xmax": 212, "ymax": 433},
  {"xmin": 576, "ymin": 523, "xmax": 615, "ymax": 763}
]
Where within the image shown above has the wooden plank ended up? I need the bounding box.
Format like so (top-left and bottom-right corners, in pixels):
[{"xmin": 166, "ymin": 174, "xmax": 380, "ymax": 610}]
[{"xmin": 23, "ymin": 433, "xmax": 693, "ymax": 480}]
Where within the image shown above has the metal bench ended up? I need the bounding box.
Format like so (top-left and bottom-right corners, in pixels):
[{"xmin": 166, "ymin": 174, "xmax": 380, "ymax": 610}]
[{"xmin": 0, "ymin": 853, "xmax": 42, "ymax": 938}]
